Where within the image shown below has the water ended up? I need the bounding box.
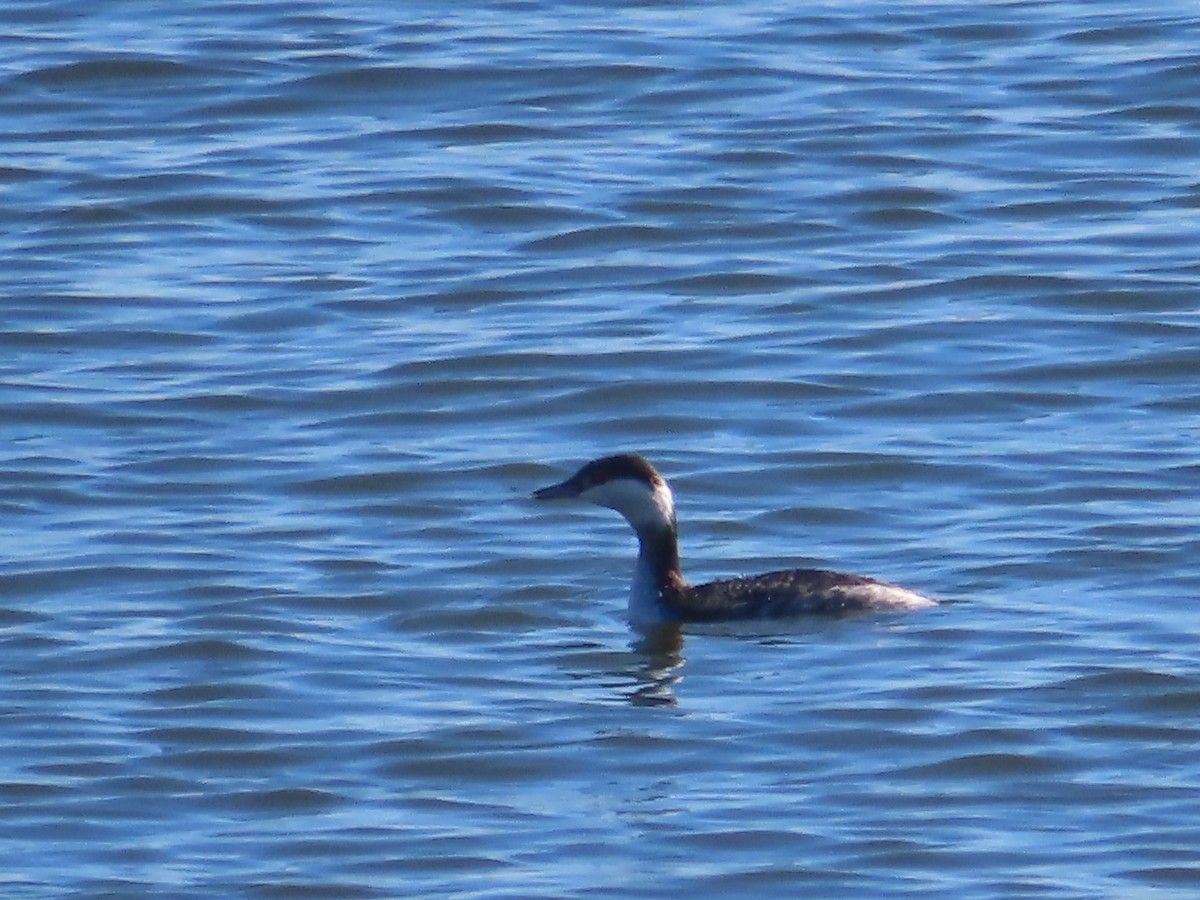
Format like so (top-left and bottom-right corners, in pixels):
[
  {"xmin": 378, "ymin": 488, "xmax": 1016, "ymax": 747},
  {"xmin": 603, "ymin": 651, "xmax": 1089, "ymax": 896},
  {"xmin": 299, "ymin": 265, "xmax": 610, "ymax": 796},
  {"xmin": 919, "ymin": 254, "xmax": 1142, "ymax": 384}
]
[{"xmin": 2, "ymin": 1, "xmax": 1200, "ymax": 896}]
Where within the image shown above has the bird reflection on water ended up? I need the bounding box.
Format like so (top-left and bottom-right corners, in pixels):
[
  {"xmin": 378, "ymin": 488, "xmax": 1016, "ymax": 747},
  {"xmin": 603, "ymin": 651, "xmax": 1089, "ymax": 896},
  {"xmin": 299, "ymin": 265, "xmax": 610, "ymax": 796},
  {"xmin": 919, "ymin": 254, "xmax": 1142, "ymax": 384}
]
[{"xmin": 627, "ymin": 623, "xmax": 685, "ymax": 707}]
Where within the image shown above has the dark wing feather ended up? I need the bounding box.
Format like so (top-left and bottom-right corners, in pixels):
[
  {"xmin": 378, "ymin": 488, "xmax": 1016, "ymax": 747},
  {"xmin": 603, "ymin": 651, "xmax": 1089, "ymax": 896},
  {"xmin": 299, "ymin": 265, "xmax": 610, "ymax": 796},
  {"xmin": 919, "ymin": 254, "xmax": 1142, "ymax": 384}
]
[{"xmin": 664, "ymin": 568, "xmax": 889, "ymax": 621}]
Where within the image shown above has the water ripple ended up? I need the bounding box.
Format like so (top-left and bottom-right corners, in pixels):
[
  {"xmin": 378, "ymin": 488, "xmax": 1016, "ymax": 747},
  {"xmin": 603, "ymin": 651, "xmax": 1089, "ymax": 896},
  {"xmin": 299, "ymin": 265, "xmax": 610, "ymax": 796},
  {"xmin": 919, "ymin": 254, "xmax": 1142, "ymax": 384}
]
[{"xmin": 2, "ymin": 1, "xmax": 1200, "ymax": 897}]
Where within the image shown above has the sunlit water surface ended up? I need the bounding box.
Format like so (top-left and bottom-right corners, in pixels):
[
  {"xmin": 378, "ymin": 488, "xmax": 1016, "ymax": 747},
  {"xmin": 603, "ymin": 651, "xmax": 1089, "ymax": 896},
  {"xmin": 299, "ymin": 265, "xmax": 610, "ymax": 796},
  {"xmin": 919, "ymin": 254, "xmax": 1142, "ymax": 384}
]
[{"xmin": 2, "ymin": 1, "xmax": 1200, "ymax": 897}]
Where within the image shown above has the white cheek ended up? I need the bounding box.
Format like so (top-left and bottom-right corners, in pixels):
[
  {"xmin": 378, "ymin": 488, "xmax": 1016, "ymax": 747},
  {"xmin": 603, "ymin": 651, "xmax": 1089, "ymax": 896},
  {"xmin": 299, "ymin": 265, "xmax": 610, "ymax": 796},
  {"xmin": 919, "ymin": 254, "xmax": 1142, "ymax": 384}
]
[
  {"xmin": 648, "ymin": 482, "xmax": 676, "ymax": 528},
  {"xmin": 581, "ymin": 479, "xmax": 675, "ymax": 531}
]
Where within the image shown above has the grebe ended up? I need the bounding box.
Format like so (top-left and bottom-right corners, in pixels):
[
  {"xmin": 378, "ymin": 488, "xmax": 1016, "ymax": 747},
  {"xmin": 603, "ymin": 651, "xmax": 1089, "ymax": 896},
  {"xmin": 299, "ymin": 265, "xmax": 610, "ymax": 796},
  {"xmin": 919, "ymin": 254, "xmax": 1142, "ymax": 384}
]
[{"xmin": 532, "ymin": 453, "xmax": 936, "ymax": 626}]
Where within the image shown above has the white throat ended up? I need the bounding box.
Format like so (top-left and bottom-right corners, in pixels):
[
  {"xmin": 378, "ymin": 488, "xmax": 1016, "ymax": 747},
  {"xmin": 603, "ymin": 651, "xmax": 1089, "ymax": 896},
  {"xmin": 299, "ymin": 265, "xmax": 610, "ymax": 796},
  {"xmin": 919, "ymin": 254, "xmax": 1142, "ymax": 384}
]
[
  {"xmin": 579, "ymin": 476, "xmax": 677, "ymax": 626},
  {"xmin": 579, "ymin": 477, "xmax": 676, "ymax": 534}
]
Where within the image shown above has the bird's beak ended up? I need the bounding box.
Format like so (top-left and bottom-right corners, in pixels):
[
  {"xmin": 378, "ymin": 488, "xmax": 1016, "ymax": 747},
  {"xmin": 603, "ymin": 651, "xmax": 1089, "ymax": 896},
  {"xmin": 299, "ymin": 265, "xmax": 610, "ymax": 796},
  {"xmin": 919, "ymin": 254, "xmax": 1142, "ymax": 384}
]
[{"xmin": 532, "ymin": 476, "xmax": 580, "ymax": 501}]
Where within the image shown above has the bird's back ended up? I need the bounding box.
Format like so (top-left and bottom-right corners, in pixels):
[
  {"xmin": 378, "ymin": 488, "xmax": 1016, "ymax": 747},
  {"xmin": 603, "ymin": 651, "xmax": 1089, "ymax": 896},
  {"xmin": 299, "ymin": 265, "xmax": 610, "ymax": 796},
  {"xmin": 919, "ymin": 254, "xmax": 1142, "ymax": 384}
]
[{"xmin": 664, "ymin": 568, "xmax": 934, "ymax": 621}]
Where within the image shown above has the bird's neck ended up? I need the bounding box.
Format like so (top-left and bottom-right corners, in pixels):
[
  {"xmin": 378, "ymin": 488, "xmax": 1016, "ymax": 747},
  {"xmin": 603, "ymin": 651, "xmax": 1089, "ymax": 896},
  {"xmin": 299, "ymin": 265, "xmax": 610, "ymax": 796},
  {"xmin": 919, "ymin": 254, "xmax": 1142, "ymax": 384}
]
[{"xmin": 629, "ymin": 523, "xmax": 686, "ymax": 625}]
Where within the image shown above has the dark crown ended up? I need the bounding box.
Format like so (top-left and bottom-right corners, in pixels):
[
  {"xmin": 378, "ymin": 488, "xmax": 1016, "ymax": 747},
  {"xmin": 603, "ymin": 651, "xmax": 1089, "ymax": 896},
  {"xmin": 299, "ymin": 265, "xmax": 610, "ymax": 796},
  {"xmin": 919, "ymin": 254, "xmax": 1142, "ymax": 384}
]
[{"xmin": 573, "ymin": 453, "xmax": 663, "ymax": 490}]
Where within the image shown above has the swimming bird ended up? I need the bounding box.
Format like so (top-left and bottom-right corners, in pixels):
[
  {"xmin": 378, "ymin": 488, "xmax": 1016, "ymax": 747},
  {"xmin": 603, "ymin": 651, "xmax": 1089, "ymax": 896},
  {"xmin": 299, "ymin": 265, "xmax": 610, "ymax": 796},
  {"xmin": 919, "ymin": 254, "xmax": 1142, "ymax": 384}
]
[{"xmin": 532, "ymin": 453, "xmax": 936, "ymax": 627}]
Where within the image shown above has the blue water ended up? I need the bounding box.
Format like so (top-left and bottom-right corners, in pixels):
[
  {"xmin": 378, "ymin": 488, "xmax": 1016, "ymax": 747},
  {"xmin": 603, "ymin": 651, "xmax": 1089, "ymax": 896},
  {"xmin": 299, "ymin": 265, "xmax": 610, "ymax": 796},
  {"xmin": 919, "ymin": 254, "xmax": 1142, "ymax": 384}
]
[{"xmin": 3, "ymin": 2, "xmax": 1200, "ymax": 896}]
